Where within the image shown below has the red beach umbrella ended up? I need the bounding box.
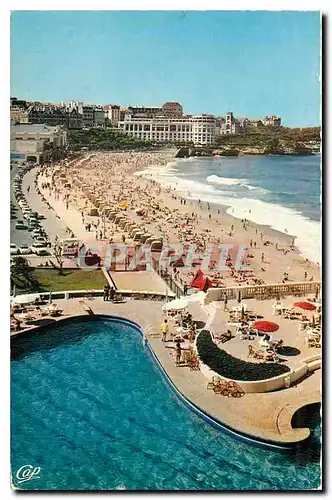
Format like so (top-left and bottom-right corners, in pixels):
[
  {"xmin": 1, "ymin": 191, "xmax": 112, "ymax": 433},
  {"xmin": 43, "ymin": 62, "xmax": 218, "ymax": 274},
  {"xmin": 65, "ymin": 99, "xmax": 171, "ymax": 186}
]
[
  {"xmin": 189, "ymin": 269, "xmax": 205, "ymax": 289},
  {"xmin": 294, "ymin": 301, "xmax": 316, "ymax": 311},
  {"xmin": 202, "ymin": 277, "xmax": 213, "ymax": 293},
  {"xmin": 252, "ymin": 321, "xmax": 279, "ymax": 333}
]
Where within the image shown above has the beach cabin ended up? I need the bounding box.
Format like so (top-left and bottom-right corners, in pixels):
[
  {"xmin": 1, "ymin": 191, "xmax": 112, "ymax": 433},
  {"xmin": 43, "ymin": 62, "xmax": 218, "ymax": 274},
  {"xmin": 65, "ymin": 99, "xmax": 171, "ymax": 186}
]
[
  {"xmin": 89, "ymin": 208, "xmax": 99, "ymax": 217},
  {"xmin": 133, "ymin": 232, "xmax": 144, "ymax": 242},
  {"xmin": 130, "ymin": 227, "xmax": 140, "ymax": 238},
  {"xmin": 150, "ymin": 240, "xmax": 163, "ymax": 252},
  {"xmin": 140, "ymin": 234, "xmax": 152, "ymax": 243},
  {"xmin": 119, "ymin": 218, "xmax": 128, "ymax": 229}
]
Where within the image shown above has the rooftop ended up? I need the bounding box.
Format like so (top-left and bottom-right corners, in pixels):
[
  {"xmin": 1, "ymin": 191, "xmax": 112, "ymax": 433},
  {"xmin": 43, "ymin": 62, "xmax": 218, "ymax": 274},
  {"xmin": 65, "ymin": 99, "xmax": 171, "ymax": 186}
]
[{"xmin": 11, "ymin": 123, "xmax": 63, "ymax": 133}]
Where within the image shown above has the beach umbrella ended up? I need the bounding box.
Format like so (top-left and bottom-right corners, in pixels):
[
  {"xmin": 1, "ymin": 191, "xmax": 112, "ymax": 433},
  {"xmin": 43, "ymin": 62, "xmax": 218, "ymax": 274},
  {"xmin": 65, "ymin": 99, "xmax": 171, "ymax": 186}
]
[
  {"xmin": 189, "ymin": 269, "xmax": 205, "ymax": 289},
  {"xmin": 163, "ymin": 298, "xmax": 188, "ymax": 311},
  {"xmin": 202, "ymin": 277, "xmax": 213, "ymax": 293},
  {"xmin": 294, "ymin": 301, "xmax": 316, "ymax": 311},
  {"xmin": 252, "ymin": 321, "xmax": 279, "ymax": 333},
  {"xmin": 11, "ymin": 293, "xmax": 41, "ymax": 305}
]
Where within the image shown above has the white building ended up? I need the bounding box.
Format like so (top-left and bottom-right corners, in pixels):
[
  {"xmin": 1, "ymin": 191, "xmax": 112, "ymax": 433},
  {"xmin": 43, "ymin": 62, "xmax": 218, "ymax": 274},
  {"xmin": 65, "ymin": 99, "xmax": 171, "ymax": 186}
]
[
  {"xmin": 10, "ymin": 124, "xmax": 67, "ymax": 163},
  {"xmin": 220, "ymin": 112, "xmax": 242, "ymax": 135},
  {"xmin": 104, "ymin": 104, "xmax": 121, "ymax": 124},
  {"xmin": 117, "ymin": 114, "xmax": 217, "ymax": 145},
  {"xmin": 262, "ymin": 115, "xmax": 281, "ymax": 127}
]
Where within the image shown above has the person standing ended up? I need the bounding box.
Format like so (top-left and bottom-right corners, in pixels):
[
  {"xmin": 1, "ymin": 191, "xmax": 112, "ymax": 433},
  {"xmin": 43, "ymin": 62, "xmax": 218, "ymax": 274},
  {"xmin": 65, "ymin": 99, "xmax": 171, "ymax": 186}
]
[
  {"xmin": 103, "ymin": 283, "xmax": 110, "ymax": 301},
  {"xmin": 160, "ymin": 319, "xmax": 169, "ymax": 342},
  {"xmin": 223, "ymin": 296, "xmax": 228, "ymax": 311},
  {"xmin": 175, "ymin": 342, "xmax": 182, "ymax": 366}
]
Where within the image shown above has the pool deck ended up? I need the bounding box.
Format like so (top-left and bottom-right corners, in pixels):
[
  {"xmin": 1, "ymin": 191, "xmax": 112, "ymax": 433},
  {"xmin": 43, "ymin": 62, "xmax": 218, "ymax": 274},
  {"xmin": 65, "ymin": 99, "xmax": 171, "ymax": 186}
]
[{"xmin": 11, "ymin": 297, "xmax": 321, "ymax": 448}]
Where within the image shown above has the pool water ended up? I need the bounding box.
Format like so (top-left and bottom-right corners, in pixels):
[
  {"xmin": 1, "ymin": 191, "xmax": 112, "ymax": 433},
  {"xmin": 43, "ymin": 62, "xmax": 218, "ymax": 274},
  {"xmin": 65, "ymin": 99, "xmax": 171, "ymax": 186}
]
[{"xmin": 11, "ymin": 318, "xmax": 321, "ymax": 490}]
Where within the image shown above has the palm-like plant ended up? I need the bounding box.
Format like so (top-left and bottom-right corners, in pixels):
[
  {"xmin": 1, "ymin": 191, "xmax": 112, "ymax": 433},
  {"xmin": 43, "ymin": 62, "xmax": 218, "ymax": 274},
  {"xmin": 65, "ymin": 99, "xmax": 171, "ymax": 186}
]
[{"xmin": 10, "ymin": 256, "xmax": 39, "ymax": 292}]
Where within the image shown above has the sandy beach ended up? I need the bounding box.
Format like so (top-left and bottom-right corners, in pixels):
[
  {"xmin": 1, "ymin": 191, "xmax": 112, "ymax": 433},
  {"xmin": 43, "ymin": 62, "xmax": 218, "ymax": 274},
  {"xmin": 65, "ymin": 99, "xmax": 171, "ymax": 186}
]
[{"xmin": 35, "ymin": 151, "xmax": 320, "ymax": 289}]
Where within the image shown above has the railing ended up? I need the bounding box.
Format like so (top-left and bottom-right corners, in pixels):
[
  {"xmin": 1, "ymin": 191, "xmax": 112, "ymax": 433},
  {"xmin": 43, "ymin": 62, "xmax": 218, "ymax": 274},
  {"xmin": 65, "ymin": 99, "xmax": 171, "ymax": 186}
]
[
  {"xmin": 37, "ymin": 288, "xmax": 174, "ymax": 301},
  {"xmin": 204, "ymin": 281, "xmax": 321, "ymax": 305},
  {"xmin": 154, "ymin": 268, "xmax": 184, "ymax": 298}
]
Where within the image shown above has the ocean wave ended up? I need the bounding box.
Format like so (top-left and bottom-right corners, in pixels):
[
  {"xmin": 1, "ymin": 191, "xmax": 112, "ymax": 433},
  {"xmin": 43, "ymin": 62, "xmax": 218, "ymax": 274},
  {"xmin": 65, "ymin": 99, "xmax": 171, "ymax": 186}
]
[
  {"xmin": 207, "ymin": 175, "xmax": 246, "ymax": 186},
  {"xmin": 207, "ymin": 175, "xmax": 270, "ymax": 194}
]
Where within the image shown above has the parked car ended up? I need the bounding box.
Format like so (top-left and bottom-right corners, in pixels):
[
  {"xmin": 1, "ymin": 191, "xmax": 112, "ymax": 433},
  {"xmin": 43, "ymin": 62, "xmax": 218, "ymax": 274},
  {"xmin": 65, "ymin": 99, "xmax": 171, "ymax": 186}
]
[
  {"xmin": 19, "ymin": 244, "xmax": 31, "ymax": 254},
  {"xmin": 15, "ymin": 220, "xmax": 27, "ymax": 230},
  {"xmin": 10, "ymin": 244, "xmax": 19, "ymax": 255},
  {"xmin": 32, "ymin": 228, "xmax": 45, "ymax": 237},
  {"xmin": 34, "ymin": 236, "xmax": 48, "ymax": 244},
  {"xmin": 28, "ymin": 222, "xmax": 40, "ymax": 231},
  {"xmin": 30, "ymin": 242, "xmax": 49, "ymax": 255},
  {"xmin": 28, "ymin": 216, "xmax": 38, "ymax": 224}
]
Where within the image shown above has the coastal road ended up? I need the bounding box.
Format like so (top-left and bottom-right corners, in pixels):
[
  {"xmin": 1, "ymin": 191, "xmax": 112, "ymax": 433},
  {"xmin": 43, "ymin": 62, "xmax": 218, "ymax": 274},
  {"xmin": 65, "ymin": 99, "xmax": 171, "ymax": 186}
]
[
  {"xmin": 11, "ymin": 166, "xmax": 71, "ymax": 249},
  {"xmin": 10, "ymin": 164, "xmax": 33, "ymax": 248},
  {"xmin": 21, "ymin": 167, "xmax": 70, "ymax": 244}
]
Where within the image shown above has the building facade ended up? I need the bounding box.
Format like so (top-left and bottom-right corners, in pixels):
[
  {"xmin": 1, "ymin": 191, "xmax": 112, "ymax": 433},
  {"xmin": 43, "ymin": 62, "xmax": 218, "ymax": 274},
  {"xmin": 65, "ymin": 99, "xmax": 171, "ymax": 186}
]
[
  {"xmin": 10, "ymin": 124, "xmax": 67, "ymax": 163},
  {"xmin": 11, "ymin": 107, "xmax": 29, "ymax": 124},
  {"xmin": 82, "ymin": 105, "xmax": 105, "ymax": 128},
  {"xmin": 126, "ymin": 105, "xmax": 163, "ymax": 119},
  {"xmin": 262, "ymin": 115, "xmax": 282, "ymax": 127},
  {"xmin": 104, "ymin": 104, "xmax": 121, "ymax": 124},
  {"xmin": 27, "ymin": 105, "xmax": 84, "ymax": 129},
  {"xmin": 161, "ymin": 102, "xmax": 183, "ymax": 118},
  {"xmin": 247, "ymin": 119, "xmax": 264, "ymax": 128},
  {"xmin": 117, "ymin": 114, "xmax": 217, "ymax": 145},
  {"xmin": 220, "ymin": 112, "xmax": 242, "ymax": 135}
]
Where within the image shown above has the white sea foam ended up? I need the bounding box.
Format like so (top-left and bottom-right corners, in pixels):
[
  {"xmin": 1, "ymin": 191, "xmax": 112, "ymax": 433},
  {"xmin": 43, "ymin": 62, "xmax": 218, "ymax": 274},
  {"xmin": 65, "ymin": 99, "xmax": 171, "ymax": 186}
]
[
  {"xmin": 224, "ymin": 199, "xmax": 321, "ymax": 265},
  {"xmin": 207, "ymin": 175, "xmax": 246, "ymax": 186},
  {"xmin": 135, "ymin": 164, "xmax": 321, "ymax": 264},
  {"xmin": 207, "ymin": 174, "xmax": 270, "ymax": 194}
]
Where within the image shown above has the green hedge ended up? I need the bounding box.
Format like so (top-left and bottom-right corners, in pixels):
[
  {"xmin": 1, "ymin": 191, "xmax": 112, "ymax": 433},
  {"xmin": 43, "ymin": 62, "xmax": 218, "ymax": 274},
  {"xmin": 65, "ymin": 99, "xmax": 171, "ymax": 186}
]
[{"xmin": 196, "ymin": 331, "xmax": 290, "ymax": 381}]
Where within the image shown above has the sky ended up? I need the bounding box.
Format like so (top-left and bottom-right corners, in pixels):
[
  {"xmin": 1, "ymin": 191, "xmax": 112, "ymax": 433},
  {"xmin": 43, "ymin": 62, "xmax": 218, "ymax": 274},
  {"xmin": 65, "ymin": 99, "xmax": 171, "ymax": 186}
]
[{"xmin": 10, "ymin": 10, "xmax": 321, "ymax": 127}]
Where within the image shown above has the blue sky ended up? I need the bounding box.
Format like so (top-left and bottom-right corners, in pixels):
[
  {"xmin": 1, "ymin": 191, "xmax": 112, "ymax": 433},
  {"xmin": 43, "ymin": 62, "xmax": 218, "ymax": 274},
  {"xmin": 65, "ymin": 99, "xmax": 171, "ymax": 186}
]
[{"xmin": 10, "ymin": 10, "xmax": 321, "ymax": 126}]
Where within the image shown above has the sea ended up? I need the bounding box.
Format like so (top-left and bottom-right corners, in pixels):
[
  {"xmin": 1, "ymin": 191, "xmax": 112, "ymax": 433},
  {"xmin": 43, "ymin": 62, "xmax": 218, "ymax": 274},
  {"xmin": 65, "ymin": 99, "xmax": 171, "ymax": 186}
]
[{"xmin": 136, "ymin": 154, "xmax": 321, "ymax": 265}]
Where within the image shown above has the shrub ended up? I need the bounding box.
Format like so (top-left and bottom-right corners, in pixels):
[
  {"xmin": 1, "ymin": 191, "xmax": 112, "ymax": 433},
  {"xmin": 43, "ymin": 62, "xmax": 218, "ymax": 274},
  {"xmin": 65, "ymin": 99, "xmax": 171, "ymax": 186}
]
[{"xmin": 196, "ymin": 331, "xmax": 290, "ymax": 381}]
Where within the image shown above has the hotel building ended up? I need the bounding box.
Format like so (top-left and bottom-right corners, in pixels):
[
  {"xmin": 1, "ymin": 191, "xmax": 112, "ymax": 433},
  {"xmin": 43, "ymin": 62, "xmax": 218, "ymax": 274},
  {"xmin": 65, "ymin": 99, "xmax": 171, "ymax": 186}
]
[{"xmin": 117, "ymin": 113, "xmax": 217, "ymax": 145}]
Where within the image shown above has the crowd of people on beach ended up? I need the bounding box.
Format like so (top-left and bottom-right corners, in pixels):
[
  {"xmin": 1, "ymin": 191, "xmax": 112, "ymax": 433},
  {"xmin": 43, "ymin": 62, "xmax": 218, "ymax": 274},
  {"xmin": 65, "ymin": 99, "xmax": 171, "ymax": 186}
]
[{"xmin": 35, "ymin": 151, "xmax": 319, "ymax": 290}]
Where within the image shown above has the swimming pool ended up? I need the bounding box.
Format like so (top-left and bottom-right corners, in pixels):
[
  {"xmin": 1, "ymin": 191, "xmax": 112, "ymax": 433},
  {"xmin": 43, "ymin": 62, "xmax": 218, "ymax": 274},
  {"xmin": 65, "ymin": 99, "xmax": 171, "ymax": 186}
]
[{"xmin": 11, "ymin": 317, "xmax": 321, "ymax": 490}]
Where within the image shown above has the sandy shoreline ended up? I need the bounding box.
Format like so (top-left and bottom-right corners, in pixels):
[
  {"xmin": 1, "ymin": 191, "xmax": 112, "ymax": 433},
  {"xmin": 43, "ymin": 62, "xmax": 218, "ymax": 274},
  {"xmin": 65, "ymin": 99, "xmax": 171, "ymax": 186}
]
[{"xmin": 36, "ymin": 151, "xmax": 320, "ymax": 289}]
